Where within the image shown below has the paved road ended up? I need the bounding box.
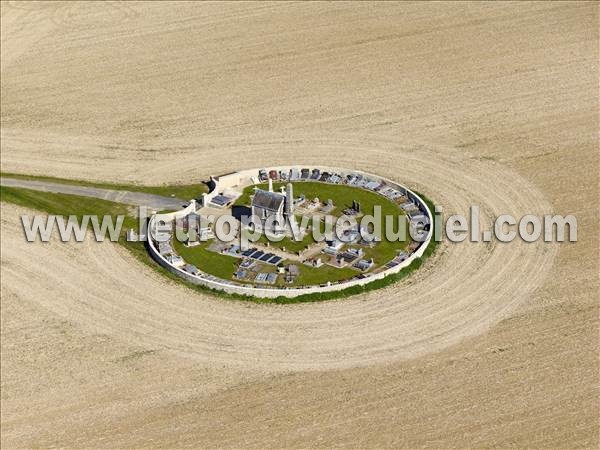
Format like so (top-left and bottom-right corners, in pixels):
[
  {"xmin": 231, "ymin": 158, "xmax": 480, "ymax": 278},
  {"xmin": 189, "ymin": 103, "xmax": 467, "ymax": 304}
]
[{"xmin": 0, "ymin": 178, "xmax": 186, "ymax": 211}]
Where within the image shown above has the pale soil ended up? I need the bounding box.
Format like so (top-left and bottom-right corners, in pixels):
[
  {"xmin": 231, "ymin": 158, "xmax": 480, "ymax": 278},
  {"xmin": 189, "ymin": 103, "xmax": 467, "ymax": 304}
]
[{"xmin": 1, "ymin": 1, "xmax": 598, "ymax": 448}]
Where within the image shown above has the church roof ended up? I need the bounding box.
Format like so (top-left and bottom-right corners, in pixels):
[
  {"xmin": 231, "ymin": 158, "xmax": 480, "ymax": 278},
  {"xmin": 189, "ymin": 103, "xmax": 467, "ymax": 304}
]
[{"xmin": 252, "ymin": 189, "xmax": 285, "ymax": 212}]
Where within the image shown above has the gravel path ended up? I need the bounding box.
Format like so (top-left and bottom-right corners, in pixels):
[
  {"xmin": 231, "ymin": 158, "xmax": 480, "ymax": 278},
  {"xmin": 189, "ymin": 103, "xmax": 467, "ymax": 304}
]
[{"xmin": 0, "ymin": 177, "xmax": 186, "ymax": 211}]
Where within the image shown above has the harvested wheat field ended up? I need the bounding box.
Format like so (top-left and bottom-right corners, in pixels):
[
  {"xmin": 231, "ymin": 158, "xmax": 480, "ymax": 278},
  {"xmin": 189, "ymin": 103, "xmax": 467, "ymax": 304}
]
[{"xmin": 1, "ymin": 1, "xmax": 598, "ymax": 448}]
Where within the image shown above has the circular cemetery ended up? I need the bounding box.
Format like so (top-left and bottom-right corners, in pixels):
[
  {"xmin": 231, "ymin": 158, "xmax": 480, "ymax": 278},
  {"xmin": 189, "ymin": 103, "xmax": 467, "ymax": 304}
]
[{"xmin": 147, "ymin": 166, "xmax": 433, "ymax": 299}]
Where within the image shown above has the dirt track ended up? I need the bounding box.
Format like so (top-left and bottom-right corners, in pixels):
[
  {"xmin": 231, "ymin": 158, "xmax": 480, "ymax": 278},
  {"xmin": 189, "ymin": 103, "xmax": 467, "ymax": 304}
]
[
  {"xmin": 0, "ymin": 177, "xmax": 185, "ymax": 210},
  {"xmin": 1, "ymin": 1, "xmax": 598, "ymax": 448}
]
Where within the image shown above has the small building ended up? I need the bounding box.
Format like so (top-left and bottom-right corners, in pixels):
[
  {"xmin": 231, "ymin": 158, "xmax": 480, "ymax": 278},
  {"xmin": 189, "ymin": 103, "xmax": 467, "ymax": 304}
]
[
  {"xmin": 185, "ymin": 212, "xmax": 214, "ymax": 242},
  {"xmin": 234, "ymin": 269, "xmax": 247, "ymax": 279},
  {"xmin": 287, "ymin": 264, "xmax": 300, "ymax": 276},
  {"xmin": 210, "ymin": 194, "xmax": 234, "ymax": 208},
  {"xmin": 365, "ymin": 181, "xmax": 381, "ymax": 190},
  {"xmin": 252, "ymin": 189, "xmax": 285, "ymax": 220},
  {"xmin": 320, "ymin": 199, "xmax": 334, "ymax": 214},
  {"xmin": 266, "ymin": 273, "xmax": 278, "ymax": 284},
  {"xmin": 183, "ymin": 264, "xmax": 199, "ymax": 275},
  {"xmin": 304, "ymin": 257, "xmax": 323, "ymax": 268},
  {"xmin": 285, "ymin": 264, "xmax": 300, "ymax": 283},
  {"xmin": 240, "ymin": 259, "xmax": 255, "ymax": 269},
  {"xmin": 158, "ymin": 242, "xmax": 173, "ymax": 255},
  {"xmin": 342, "ymin": 229, "xmax": 360, "ymax": 242},
  {"xmin": 342, "ymin": 247, "xmax": 364, "ymax": 259},
  {"xmin": 323, "ymin": 246, "xmax": 338, "ymax": 256},
  {"xmin": 198, "ymin": 227, "xmax": 214, "ymax": 241},
  {"xmin": 409, "ymin": 212, "xmax": 429, "ymax": 223},
  {"xmin": 255, "ymin": 272, "xmax": 278, "ymax": 284},
  {"xmin": 167, "ymin": 254, "xmax": 184, "ymax": 267},
  {"xmin": 354, "ymin": 258, "xmax": 374, "ymax": 271},
  {"xmin": 326, "ymin": 239, "xmax": 344, "ymax": 251},
  {"xmin": 401, "ymin": 202, "xmax": 420, "ymax": 214},
  {"xmin": 222, "ymin": 245, "xmax": 240, "ymax": 256},
  {"xmin": 251, "ymin": 184, "xmax": 295, "ymax": 233},
  {"xmin": 333, "ymin": 255, "xmax": 347, "ymax": 267}
]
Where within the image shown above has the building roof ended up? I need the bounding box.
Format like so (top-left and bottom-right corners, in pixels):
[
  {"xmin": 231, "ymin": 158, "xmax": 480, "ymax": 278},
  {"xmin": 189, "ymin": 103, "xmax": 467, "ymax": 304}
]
[
  {"xmin": 252, "ymin": 189, "xmax": 285, "ymax": 212},
  {"xmin": 158, "ymin": 242, "xmax": 173, "ymax": 254},
  {"xmin": 183, "ymin": 264, "xmax": 199, "ymax": 274},
  {"xmin": 210, "ymin": 194, "xmax": 233, "ymax": 207}
]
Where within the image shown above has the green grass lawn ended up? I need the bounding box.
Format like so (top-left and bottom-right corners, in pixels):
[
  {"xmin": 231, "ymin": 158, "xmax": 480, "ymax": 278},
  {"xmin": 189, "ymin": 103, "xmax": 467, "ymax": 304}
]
[
  {"xmin": 0, "ymin": 186, "xmax": 138, "ymax": 232},
  {"xmin": 0, "ymin": 172, "xmax": 207, "ymax": 200},
  {"xmin": 172, "ymin": 240, "xmax": 239, "ymax": 280},
  {"xmin": 293, "ymin": 263, "xmax": 358, "ymax": 286},
  {"xmin": 171, "ymin": 237, "xmax": 357, "ymax": 287},
  {"xmin": 257, "ymin": 230, "xmax": 316, "ymax": 253}
]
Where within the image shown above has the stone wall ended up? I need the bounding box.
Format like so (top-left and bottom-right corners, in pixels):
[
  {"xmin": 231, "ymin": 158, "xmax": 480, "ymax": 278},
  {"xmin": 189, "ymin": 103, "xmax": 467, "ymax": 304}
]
[{"xmin": 147, "ymin": 166, "xmax": 433, "ymax": 298}]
